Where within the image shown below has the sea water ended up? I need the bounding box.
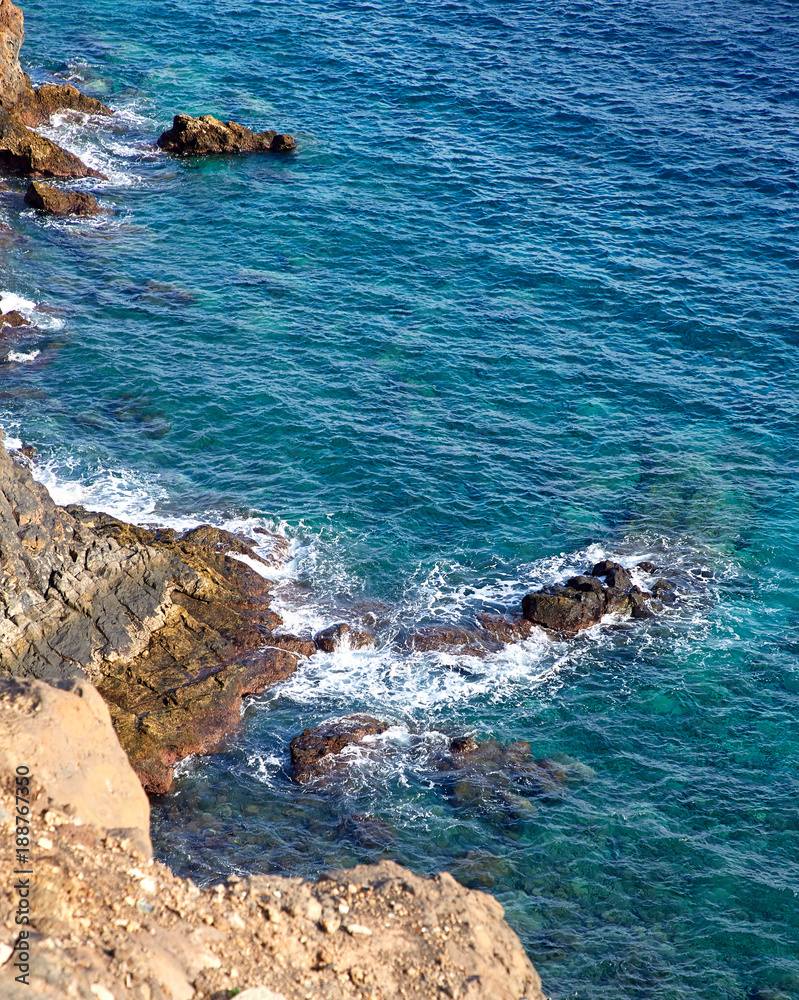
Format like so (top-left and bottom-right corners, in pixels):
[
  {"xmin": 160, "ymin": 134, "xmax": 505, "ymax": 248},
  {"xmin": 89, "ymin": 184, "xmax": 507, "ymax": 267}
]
[{"xmin": 2, "ymin": 1, "xmax": 798, "ymax": 997}]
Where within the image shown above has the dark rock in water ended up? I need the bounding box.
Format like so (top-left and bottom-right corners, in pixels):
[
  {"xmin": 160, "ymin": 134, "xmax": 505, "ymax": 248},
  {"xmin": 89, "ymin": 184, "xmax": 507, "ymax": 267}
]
[
  {"xmin": 0, "ymin": 308, "xmax": 26, "ymax": 327},
  {"xmin": 407, "ymin": 623, "xmax": 500, "ymax": 655},
  {"xmin": 24, "ymin": 179, "xmax": 101, "ymax": 216},
  {"xmin": 651, "ymin": 578, "xmax": 676, "ymax": 593},
  {"xmin": 629, "ymin": 586, "xmax": 655, "ymax": 619},
  {"xmin": 290, "ymin": 714, "xmax": 388, "ymax": 784},
  {"xmin": 314, "ymin": 622, "xmax": 375, "ymax": 652},
  {"xmin": 434, "ymin": 738, "xmax": 585, "ymax": 817},
  {"xmin": 14, "ymin": 82, "xmax": 113, "ymax": 127},
  {"xmin": 636, "ymin": 560, "xmax": 657, "ymax": 573},
  {"xmin": 566, "ymin": 574, "xmax": 605, "ymax": 595},
  {"xmin": 590, "ymin": 559, "xmax": 633, "ymax": 590},
  {"xmin": 521, "ymin": 585, "xmax": 606, "ymax": 633},
  {"xmin": 157, "ymin": 113, "xmax": 295, "ymax": 156},
  {"xmin": 476, "ymin": 612, "xmax": 535, "ymax": 645},
  {"xmin": 0, "ymin": 107, "xmax": 106, "ymax": 178}
]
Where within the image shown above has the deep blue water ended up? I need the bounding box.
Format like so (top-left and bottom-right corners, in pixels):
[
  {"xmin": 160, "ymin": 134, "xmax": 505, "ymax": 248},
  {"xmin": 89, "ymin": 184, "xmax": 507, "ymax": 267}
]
[{"xmin": 2, "ymin": 1, "xmax": 799, "ymax": 997}]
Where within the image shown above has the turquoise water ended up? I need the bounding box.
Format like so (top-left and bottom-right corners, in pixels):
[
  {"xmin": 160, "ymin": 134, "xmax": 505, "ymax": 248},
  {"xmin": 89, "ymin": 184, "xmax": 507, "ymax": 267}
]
[{"xmin": 2, "ymin": 1, "xmax": 799, "ymax": 997}]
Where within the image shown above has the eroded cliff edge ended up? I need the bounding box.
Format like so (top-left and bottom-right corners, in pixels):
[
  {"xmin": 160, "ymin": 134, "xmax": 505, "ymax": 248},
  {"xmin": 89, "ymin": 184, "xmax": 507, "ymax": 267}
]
[{"xmin": 0, "ymin": 676, "xmax": 544, "ymax": 1000}]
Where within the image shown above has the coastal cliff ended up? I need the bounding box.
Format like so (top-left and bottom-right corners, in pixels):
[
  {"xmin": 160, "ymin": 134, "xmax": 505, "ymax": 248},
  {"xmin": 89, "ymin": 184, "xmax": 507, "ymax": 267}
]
[{"xmin": 0, "ymin": 675, "xmax": 544, "ymax": 1000}]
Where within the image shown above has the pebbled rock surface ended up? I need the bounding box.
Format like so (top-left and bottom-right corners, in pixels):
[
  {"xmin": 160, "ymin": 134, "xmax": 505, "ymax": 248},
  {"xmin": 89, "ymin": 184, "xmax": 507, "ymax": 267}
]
[
  {"xmin": 290, "ymin": 715, "xmax": 389, "ymax": 784},
  {"xmin": 0, "ymin": 106, "xmax": 105, "ymax": 178},
  {"xmin": 157, "ymin": 113, "xmax": 295, "ymax": 156},
  {"xmin": 0, "ymin": 0, "xmax": 25, "ymax": 109},
  {"xmin": 24, "ymin": 179, "xmax": 101, "ymax": 216},
  {"xmin": 0, "ymin": 675, "xmax": 151, "ymax": 855},
  {"xmin": 0, "ymin": 686, "xmax": 545, "ymax": 1000},
  {"xmin": 13, "ymin": 81, "xmax": 113, "ymax": 127},
  {"xmin": 0, "ymin": 433, "xmax": 301, "ymax": 793}
]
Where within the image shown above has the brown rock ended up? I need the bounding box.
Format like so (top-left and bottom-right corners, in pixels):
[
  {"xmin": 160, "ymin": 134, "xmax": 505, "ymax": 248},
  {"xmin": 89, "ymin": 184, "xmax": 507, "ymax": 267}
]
[
  {"xmin": 24, "ymin": 179, "xmax": 101, "ymax": 216},
  {"xmin": 0, "ymin": 675, "xmax": 151, "ymax": 855},
  {"xmin": 0, "ymin": 0, "xmax": 26, "ymax": 110},
  {"xmin": 266, "ymin": 633, "xmax": 318, "ymax": 657},
  {"xmin": 0, "ymin": 434, "xmax": 299, "ymax": 793},
  {"xmin": 0, "ymin": 307, "xmax": 26, "ymax": 327},
  {"xmin": 290, "ymin": 714, "xmax": 388, "ymax": 784},
  {"xmin": 407, "ymin": 623, "xmax": 499, "ymax": 655},
  {"xmin": 521, "ymin": 585, "xmax": 605, "ymax": 632},
  {"xmin": 0, "ymin": 107, "xmax": 106, "ymax": 178},
  {"xmin": 157, "ymin": 112, "xmax": 294, "ymax": 156},
  {"xmin": 14, "ymin": 82, "xmax": 113, "ymax": 127},
  {"xmin": 314, "ymin": 622, "xmax": 375, "ymax": 652}
]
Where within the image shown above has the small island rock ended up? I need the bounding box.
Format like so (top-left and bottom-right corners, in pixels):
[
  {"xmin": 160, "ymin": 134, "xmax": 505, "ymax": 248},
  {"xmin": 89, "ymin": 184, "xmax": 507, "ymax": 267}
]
[{"xmin": 157, "ymin": 113, "xmax": 295, "ymax": 156}]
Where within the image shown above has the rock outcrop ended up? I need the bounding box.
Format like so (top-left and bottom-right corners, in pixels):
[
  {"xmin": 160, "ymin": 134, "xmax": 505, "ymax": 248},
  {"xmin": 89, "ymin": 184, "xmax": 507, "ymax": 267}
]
[
  {"xmin": 290, "ymin": 715, "xmax": 389, "ymax": 784},
  {"xmin": 13, "ymin": 81, "xmax": 112, "ymax": 127},
  {"xmin": 521, "ymin": 560, "xmax": 655, "ymax": 634},
  {"xmin": 0, "ymin": 107, "xmax": 105, "ymax": 178},
  {"xmin": 0, "ymin": 434, "xmax": 301, "ymax": 793},
  {"xmin": 24, "ymin": 179, "xmax": 101, "ymax": 215},
  {"xmin": 314, "ymin": 622, "xmax": 376, "ymax": 652},
  {"xmin": 0, "ymin": 678, "xmax": 545, "ymax": 1000},
  {"xmin": 157, "ymin": 113, "xmax": 295, "ymax": 156},
  {"xmin": 0, "ymin": 0, "xmax": 25, "ymax": 110}
]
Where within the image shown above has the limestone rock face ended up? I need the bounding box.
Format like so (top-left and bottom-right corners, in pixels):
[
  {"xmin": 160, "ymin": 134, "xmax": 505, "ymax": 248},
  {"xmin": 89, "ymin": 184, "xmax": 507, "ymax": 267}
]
[
  {"xmin": 24, "ymin": 179, "xmax": 102, "ymax": 215},
  {"xmin": 0, "ymin": 107, "xmax": 105, "ymax": 177},
  {"xmin": 0, "ymin": 675, "xmax": 151, "ymax": 854},
  {"xmin": 0, "ymin": 0, "xmax": 25, "ymax": 110},
  {"xmin": 157, "ymin": 113, "xmax": 295, "ymax": 156},
  {"xmin": 0, "ymin": 434, "xmax": 300, "ymax": 792},
  {"xmin": 13, "ymin": 81, "xmax": 113, "ymax": 126}
]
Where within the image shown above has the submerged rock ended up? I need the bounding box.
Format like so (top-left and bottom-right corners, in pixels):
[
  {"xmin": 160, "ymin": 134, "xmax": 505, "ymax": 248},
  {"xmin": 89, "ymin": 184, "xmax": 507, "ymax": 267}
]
[
  {"xmin": 14, "ymin": 81, "xmax": 113, "ymax": 127},
  {"xmin": 290, "ymin": 714, "xmax": 388, "ymax": 784},
  {"xmin": 314, "ymin": 622, "xmax": 375, "ymax": 652},
  {"xmin": 0, "ymin": 107, "xmax": 105, "ymax": 178},
  {"xmin": 435, "ymin": 737, "xmax": 585, "ymax": 817},
  {"xmin": 24, "ymin": 179, "xmax": 102, "ymax": 216},
  {"xmin": 157, "ymin": 113, "xmax": 295, "ymax": 156}
]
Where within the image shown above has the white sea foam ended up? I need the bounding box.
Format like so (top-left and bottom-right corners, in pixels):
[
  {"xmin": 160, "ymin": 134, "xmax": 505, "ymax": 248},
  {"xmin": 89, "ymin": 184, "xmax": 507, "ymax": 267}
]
[{"xmin": 6, "ymin": 350, "xmax": 40, "ymax": 363}]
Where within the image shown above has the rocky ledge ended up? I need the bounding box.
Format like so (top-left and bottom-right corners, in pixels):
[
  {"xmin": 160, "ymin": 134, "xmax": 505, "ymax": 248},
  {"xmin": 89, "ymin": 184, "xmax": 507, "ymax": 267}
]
[
  {"xmin": 0, "ymin": 434, "xmax": 306, "ymax": 794},
  {"xmin": 0, "ymin": 677, "xmax": 545, "ymax": 1000}
]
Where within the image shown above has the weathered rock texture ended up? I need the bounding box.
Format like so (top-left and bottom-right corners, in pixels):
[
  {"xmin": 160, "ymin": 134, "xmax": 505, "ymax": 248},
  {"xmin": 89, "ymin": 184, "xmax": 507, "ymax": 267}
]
[
  {"xmin": 157, "ymin": 113, "xmax": 295, "ymax": 156},
  {"xmin": 0, "ymin": 675, "xmax": 151, "ymax": 854},
  {"xmin": 0, "ymin": 107, "xmax": 105, "ymax": 178},
  {"xmin": 0, "ymin": 679, "xmax": 545, "ymax": 1000},
  {"xmin": 0, "ymin": 1, "xmax": 111, "ymax": 178},
  {"xmin": 24, "ymin": 179, "xmax": 101, "ymax": 216},
  {"xmin": 13, "ymin": 82, "xmax": 112, "ymax": 127},
  {"xmin": 0, "ymin": 434, "xmax": 301, "ymax": 793},
  {"xmin": 0, "ymin": 0, "xmax": 25, "ymax": 109},
  {"xmin": 290, "ymin": 715, "xmax": 388, "ymax": 784}
]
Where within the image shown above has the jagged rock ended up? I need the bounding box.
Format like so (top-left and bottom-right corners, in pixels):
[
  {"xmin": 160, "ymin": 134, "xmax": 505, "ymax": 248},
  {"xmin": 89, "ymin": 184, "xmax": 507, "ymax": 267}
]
[
  {"xmin": 0, "ymin": 434, "xmax": 298, "ymax": 793},
  {"xmin": 13, "ymin": 82, "xmax": 113, "ymax": 126},
  {"xmin": 0, "ymin": 107, "xmax": 105, "ymax": 178},
  {"xmin": 314, "ymin": 622, "xmax": 375, "ymax": 652},
  {"xmin": 0, "ymin": 784, "xmax": 545, "ymax": 1000},
  {"xmin": 407, "ymin": 623, "xmax": 500, "ymax": 655},
  {"xmin": 0, "ymin": 0, "xmax": 26, "ymax": 110},
  {"xmin": 24, "ymin": 179, "xmax": 101, "ymax": 216},
  {"xmin": 290, "ymin": 715, "xmax": 388, "ymax": 784},
  {"xmin": 0, "ymin": 307, "xmax": 26, "ymax": 327},
  {"xmin": 637, "ymin": 560, "xmax": 657, "ymax": 573},
  {"xmin": 591, "ymin": 559, "xmax": 633, "ymax": 590},
  {"xmin": 0, "ymin": 676, "xmax": 151, "ymax": 856},
  {"xmin": 157, "ymin": 113, "xmax": 295, "ymax": 156}
]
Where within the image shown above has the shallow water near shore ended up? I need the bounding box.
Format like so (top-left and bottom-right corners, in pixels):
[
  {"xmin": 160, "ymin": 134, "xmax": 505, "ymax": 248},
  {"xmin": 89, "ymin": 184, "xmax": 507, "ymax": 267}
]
[{"xmin": 3, "ymin": 1, "xmax": 799, "ymax": 997}]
